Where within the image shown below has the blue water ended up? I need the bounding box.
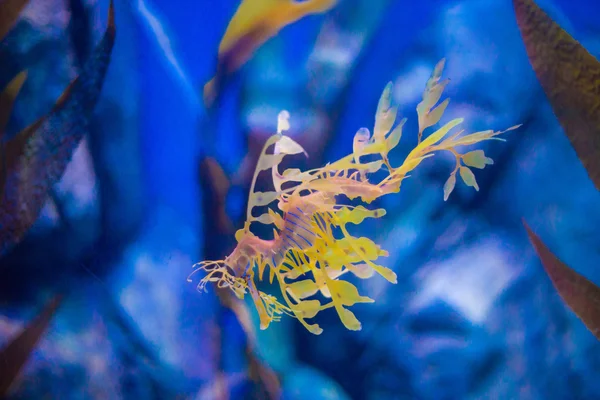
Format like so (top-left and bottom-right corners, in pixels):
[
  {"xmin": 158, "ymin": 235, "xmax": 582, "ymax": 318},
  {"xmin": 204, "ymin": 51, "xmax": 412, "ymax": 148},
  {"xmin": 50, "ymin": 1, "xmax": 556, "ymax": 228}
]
[{"xmin": 1, "ymin": 0, "xmax": 599, "ymax": 398}]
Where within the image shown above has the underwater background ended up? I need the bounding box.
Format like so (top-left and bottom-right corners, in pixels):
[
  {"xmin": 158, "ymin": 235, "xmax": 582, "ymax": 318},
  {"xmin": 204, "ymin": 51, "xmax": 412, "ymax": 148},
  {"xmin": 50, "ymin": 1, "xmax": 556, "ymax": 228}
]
[{"xmin": 1, "ymin": 0, "xmax": 600, "ymax": 399}]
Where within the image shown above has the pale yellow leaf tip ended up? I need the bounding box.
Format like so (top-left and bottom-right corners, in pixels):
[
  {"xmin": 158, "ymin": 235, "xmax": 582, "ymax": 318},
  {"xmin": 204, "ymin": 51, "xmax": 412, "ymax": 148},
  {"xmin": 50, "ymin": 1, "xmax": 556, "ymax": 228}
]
[
  {"xmin": 443, "ymin": 173, "xmax": 456, "ymax": 201},
  {"xmin": 277, "ymin": 110, "xmax": 290, "ymax": 134}
]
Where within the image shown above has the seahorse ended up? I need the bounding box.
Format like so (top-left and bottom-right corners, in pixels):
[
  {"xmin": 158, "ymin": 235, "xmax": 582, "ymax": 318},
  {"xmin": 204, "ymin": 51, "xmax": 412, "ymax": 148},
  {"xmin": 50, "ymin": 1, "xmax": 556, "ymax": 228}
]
[{"xmin": 190, "ymin": 59, "xmax": 520, "ymax": 334}]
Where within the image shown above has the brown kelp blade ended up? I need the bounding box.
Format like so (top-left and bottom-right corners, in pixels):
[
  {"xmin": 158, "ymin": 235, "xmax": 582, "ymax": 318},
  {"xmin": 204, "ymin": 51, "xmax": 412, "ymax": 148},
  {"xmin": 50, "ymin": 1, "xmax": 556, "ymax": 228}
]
[
  {"xmin": 0, "ymin": 71, "xmax": 27, "ymax": 197},
  {"xmin": 0, "ymin": 0, "xmax": 116, "ymax": 255},
  {"xmin": 513, "ymin": 0, "xmax": 600, "ymax": 191},
  {"xmin": 197, "ymin": 156, "xmax": 281, "ymax": 399},
  {"xmin": 0, "ymin": 294, "xmax": 64, "ymax": 396},
  {"xmin": 523, "ymin": 220, "xmax": 600, "ymax": 340},
  {"xmin": 0, "ymin": 0, "xmax": 31, "ymax": 41},
  {"xmin": 203, "ymin": 0, "xmax": 337, "ymax": 106},
  {"xmin": 199, "ymin": 157, "xmax": 234, "ymax": 233},
  {"xmin": 0, "ymin": 71, "xmax": 27, "ymax": 135}
]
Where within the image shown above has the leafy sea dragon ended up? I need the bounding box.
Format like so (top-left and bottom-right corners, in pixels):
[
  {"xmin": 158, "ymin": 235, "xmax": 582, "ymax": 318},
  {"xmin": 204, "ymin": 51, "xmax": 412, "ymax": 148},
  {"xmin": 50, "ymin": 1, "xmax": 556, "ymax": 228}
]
[{"xmin": 189, "ymin": 59, "xmax": 520, "ymax": 334}]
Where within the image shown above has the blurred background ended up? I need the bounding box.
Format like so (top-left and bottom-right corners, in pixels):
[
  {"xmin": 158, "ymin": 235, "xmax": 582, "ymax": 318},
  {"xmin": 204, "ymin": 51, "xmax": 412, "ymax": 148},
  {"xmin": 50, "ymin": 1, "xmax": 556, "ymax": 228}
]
[{"xmin": 1, "ymin": 0, "xmax": 600, "ymax": 398}]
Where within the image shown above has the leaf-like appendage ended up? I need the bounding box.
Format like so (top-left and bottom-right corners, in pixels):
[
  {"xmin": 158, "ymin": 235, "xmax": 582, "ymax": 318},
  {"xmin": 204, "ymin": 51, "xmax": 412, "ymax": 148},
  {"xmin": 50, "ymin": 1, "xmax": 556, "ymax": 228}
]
[
  {"xmin": 281, "ymin": 168, "xmax": 312, "ymax": 182},
  {"xmin": 417, "ymin": 59, "xmax": 450, "ymax": 136},
  {"xmin": 353, "ymin": 127, "xmax": 371, "ymax": 163},
  {"xmin": 459, "ymin": 166, "xmax": 478, "ymax": 191},
  {"xmin": 274, "ymin": 135, "xmax": 306, "ymax": 157},
  {"xmin": 287, "ymin": 279, "xmax": 319, "ymax": 300},
  {"xmin": 374, "ymin": 82, "xmax": 398, "ymax": 141},
  {"xmin": 422, "ymin": 98, "xmax": 449, "ymax": 132},
  {"xmin": 327, "ymin": 280, "xmax": 374, "ymax": 307},
  {"xmin": 0, "ymin": 0, "xmax": 116, "ymax": 255},
  {"xmin": 513, "ymin": 0, "xmax": 600, "ymax": 191},
  {"xmin": 277, "ymin": 109, "xmax": 290, "ymax": 133},
  {"xmin": 338, "ymin": 307, "xmax": 361, "ymax": 331},
  {"xmin": 0, "ymin": 0, "xmax": 30, "ymax": 41},
  {"xmin": 256, "ymin": 154, "xmax": 285, "ymax": 173},
  {"xmin": 443, "ymin": 173, "xmax": 456, "ymax": 201},
  {"xmin": 336, "ymin": 206, "xmax": 385, "ymax": 225},
  {"xmin": 418, "ymin": 118, "xmax": 463, "ymax": 152},
  {"xmin": 462, "ymin": 150, "xmax": 493, "ymax": 169},
  {"xmin": 0, "ymin": 295, "xmax": 63, "ymax": 396},
  {"xmin": 253, "ymin": 209, "xmax": 284, "ymax": 229},
  {"xmin": 250, "ymin": 191, "xmax": 280, "ymax": 207},
  {"xmin": 385, "ymin": 118, "xmax": 406, "ymax": 153},
  {"xmin": 348, "ymin": 263, "xmax": 375, "ymax": 279},
  {"xmin": 523, "ymin": 221, "xmax": 600, "ymax": 341}
]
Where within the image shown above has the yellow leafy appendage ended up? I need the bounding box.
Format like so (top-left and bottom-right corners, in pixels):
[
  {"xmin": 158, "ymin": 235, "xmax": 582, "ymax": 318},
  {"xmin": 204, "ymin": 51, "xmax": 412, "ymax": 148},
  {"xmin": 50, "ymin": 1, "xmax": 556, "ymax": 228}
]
[{"xmin": 190, "ymin": 59, "xmax": 520, "ymax": 334}]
